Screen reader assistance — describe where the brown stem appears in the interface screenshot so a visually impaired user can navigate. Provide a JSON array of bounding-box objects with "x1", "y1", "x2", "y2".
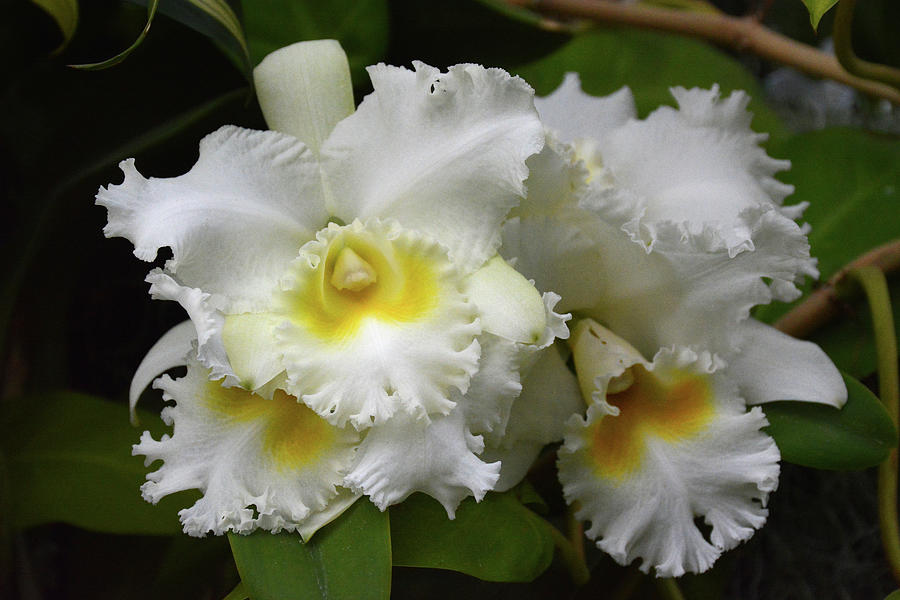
[
  {"x1": 774, "y1": 240, "x2": 900, "y2": 338},
  {"x1": 504, "y1": 0, "x2": 900, "y2": 105},
  {"x1": 833, "y1": 0, "x2": 900, "y2": 91}
]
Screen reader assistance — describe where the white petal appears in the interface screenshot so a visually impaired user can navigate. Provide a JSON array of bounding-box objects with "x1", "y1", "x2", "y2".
[
  {"x1": 463, "y1": 255, "x2": 547, "y2": 343},
  {"x1": 558, "y1": 346, "x2": 780, "y2": 577},
  {"x1": 146, "y1": 270, "x2": 234, "y2": 385},
  {"x1": 592, "y1": 85, "x2": 797, "y2": 256},
  {"x1": 321, "y1": 62, "x2": 544, "y2": 272},
  {"x1": 254, "y1": 40, "x2": 355, "y2": 153},
  {"x1": 496, "y1": 343, "x2": 583, "y2": 449},
  {"x1": 97, "y1": 126, "x2": 328, "y2": 311},
  {"x1": 344, "y1": 408, "x2": 500, "y2": 517},
  {"x1": 221, "y1": 312, "x2": 286, "y2": 394},
  {"x1": 275, "y1": 220, "x2": 481, "y2": 429},
  {"x1": 729, "y1": 319, "x2": 847, "y2": 408},
  {"x1": 481, "y1": 440, "x2": 544, "y2": 493},
  {"x1": 458, "y1": 334, "x2": 523, "y2": 441},
  {"x1": 130, "y1": 320, "x2": 194, "y2": 423},
  {"x1": 135, "y1": 361, "x2": 360, "y2": 537},
  {"x1": 534, "y1": 74, "x2": 636, "y2": 145},
  {"x1": 297, "y1": 488, "x2": 361, "y2": 542}
]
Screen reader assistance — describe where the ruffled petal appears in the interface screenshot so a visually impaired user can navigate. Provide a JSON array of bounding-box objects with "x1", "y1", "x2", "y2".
[
  {"x1": 275, "y1": 219, "x2": 481, "y2": 429},
  {"x1": 130, "y1": 320, "x2": 194, "y2": 423},
  {"x1": 145, "y1": 270, "x2": 234, "y2": 385},
  {"x1": 728, "y1": 319, "x2": 847, "y2": 408},
  {"x1": 253, "y1": 40, "x2": 355, "y2": 153},
  {"x1": 558, "y1": 344, "x2": 780, "y2": 577},
  {"x1": 134, "y1": 360, "x2": 360, "y2": 537},
  {"x1": 321, "y1": 62, "x2": 544, "y2": 272},
  {"x1": 97, "y1": 126, "x2": 328, "y2": 311},
  {"x1": 590, "y1": 85, "x2": 799, "y2": 257},
  {"x1": 534, "y1": 73, "x2": 636, "y2": 146},
  {"x1": 343, "y1": 407, "x2": 500, "y2": 517}
]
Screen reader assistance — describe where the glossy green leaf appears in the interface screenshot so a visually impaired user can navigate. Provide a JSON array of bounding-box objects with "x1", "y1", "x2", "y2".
[
  {"x1": 515, "y1": 29, "x2": 787, "y2": 144},
  {"x1": 240, "y1": 0, "x2": 389, "y2": 83},
  {"x1": 70, "y1": 0, "x2": 159, "y2": 70},
  {"x1": 884, "y1": 589, "x2": 900, "y2": 600},
  {"x1": 801, "y1": 0, "x2": 839, "y2": 30},
  {"x1": 228, "y1": 499, "x2": 391, "y2": 600},
  {"x1": 30, "y1": 0, "x2": 78, "y2": 50},
  {"x1": 390, "y1": 492, "x2": 554, "y2": 582},
  {"x1": 0, "y1": 391, "x2": 192, "y2": 534},
  {"x1": 763, "y1": 372, "x2": 897, "y2": 470},
  {"x1": 755, "y1": 128, "x2": 900, "y2": 377}
]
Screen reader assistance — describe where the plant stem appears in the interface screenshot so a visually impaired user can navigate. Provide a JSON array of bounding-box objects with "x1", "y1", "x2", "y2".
[
  {"x1": 833, "y1": 0, "x2": 900, "y2": 91},
  {"x1": 548, "y1": 520, "x2": 591, "y2": 585},
  {"x1": 843, "y1": 266, "x2": 900, "y2": 586},
  {"x1": 775, "y1": 240, "x2": 900, "y2": 339},
  {"x1": 503, "y1": 0, "x2": 900, "y2": 104}
]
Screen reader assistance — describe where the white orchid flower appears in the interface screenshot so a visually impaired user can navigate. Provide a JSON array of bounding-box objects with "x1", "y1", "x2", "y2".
[
  {"x1": 101, "y1": 40, "x2": 569, "y2": 535},
  {"x1": 499, "y1": 80, "x2": 847, "y2": 576}
]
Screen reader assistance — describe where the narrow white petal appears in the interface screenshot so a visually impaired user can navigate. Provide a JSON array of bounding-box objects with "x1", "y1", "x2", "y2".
[
  {"x1": 135, "y1": 361, "x2": 360, "y2": 537},
  {"x1": 97, "y1": 126, "x2": 327, "y2": 311},
  {"x1": 534, "y1": 73, "x2": 636, "y2": 145},
  {"x1": 559, "y1": 346, "x2": 780, "y2": 577},
  {"x1": 729, "y1": 319, "x2": 847, "y2": 408},
  {"x1": 344, "y1": 408, "x2": 500, "y2": 517},
  {"x1": 129, "y1": 320, "x2": 194, "y2": 423},
  {"x1": 297, "y1": 489, "x2": 361, "y2": 542},
  {"x1": 275, "y1": 220, "x2": 481, "y2": 429},
  {"x1": 322, "y1": 62, "x2": 544, "y2": 272},
  {"x1": 254, "y1": 40, "x2": 355, "y2": 153}
]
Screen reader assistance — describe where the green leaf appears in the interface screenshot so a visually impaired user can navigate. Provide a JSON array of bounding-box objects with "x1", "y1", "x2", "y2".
[
  {"x1": 755, "y1": 128, "x2": 900, "y2": 378},
  {"x1": 0, "y1": 391, "x2": 193, "y2": 534},
  {"x1": 515, "y1": 29, "x2": 787, "y2": 145},
  {"x1": 885, "y1": 589, "x2": 900, "y2": 600},
  {"x1": 763, "y1": 372, "x2": 897, "y2": 470},
  {"x1": 30, "y1": 0, "x2": 78, "y2": 51},
  {"x1": 801, "y1": 0, "x2": 839, "y2": 30},
  {"x1": 240, "y1": 0, "x2": 389, "y2": 83},
  {"x1": 70, "y1": 0, "x2": 159, "y2": 70},
  {"x1": 228, "y1": 499, "x2": 391, "y2": 600},
  {"x1": 222, "y1": 582, "x2": 249, "y2": 600},
  {"x1": 390, "y1": 492, "x2": 554, "y2": 582}
]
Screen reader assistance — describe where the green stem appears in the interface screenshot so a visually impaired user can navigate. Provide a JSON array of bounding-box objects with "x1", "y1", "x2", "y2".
[
  {"x1": 547, "y1": 521, "x2": 590, "y2": 586},
  {"x1": 833, "y1": 0, "x2": 900, "y2": 91},
  {"x1": 845, "y1": 266, "x2": 900, "y2": 585},
  {"x1": 655, "y1": 577, "x2": 687, "y2": 600}
]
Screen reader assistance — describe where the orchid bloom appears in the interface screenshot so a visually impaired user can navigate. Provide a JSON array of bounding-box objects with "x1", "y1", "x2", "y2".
[
  {"x1": 500, "y1": 76, "x2": 847, "y2": 576},
  {"x1": 98, "y1": 40, "x2": 569, "y2": 536}
]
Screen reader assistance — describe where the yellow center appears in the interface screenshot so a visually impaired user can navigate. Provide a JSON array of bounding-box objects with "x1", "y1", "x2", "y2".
[
  {"x1": 205, "y1": 380, "x2": 337, "y2": 471},
  {"x1": 284, "y1": 227, "x2": 441, "y2": 343},
  {"x1": 584, "y1": 366, "x2": 713, "y2": 480}
]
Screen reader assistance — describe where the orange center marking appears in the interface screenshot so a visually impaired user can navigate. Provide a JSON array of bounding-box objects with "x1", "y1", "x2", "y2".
[{"x1": 585, "y1": 366, "x2": 713, "y2": 480}]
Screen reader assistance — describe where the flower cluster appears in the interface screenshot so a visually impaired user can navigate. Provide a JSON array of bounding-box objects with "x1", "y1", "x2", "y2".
[{"x1": 99, "y1": 42, "x2": 845, "y2": 575}]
